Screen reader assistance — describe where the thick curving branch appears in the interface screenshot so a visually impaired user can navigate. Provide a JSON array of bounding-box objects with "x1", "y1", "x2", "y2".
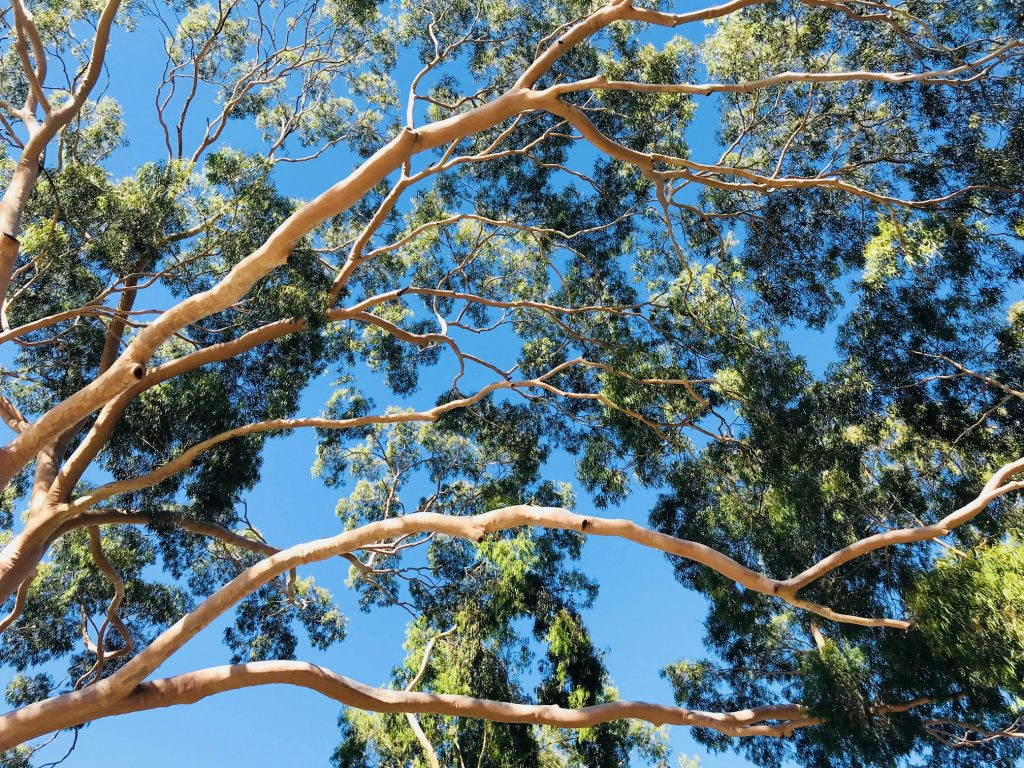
[
  {"x1": 2, "y1": 660, "x2": 821, "y2": 751},
  {"x1": 0, "y1": 0, "x2": 124, "y2": 324},
  {"x1": 784, "y1": 456, "x2": 1024, "y2": 591},
  {"x1": 0, "y1": 0, "x2": 644, "y2": 488},
  {"x1": 543, "y1": 95, "x2": 1013, "y2": 211},
  {"x1": 6, "y1": 0, "x2": 1013, "y2": 609},
  {"x1": 9, "y1": 0, "x2": 49, "y2": 115},
  {"x1": 0, "y1": 503, "x2": 907, "y2": 746},
  {"x1": 0, "y1": 0, "x2": 798, "y2": 490},
  {"x1": 4, "y1": 461, "x2": 1011, "y2": 751},
  {"x1": 2, "y1": 659, "x2": 959, "y2": 749},
  {"x1": 1, "y1": 0, "x2": 1021, "y2": 755},
  {"x1": 0, "y1": 564, "x2": 35, "y2": 632}
]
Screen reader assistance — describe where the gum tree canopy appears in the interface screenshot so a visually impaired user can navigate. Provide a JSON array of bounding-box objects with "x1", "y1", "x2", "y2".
[{"x1": 0, "y1": 0, "x2": 1023, "y2": 765}]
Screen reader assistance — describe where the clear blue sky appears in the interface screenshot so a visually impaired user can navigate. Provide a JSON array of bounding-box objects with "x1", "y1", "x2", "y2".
[{"x1": 0, "y1": 10, "x2": 833, "y2": 767}]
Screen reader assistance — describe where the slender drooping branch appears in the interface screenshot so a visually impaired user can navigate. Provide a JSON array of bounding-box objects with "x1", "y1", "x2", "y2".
[
  {"x1": 543, "y1": 43, "x2": 1024, "y2": 98},
  {"x1": 403, "y1": 625, "x2": 457, "y2": 768}
]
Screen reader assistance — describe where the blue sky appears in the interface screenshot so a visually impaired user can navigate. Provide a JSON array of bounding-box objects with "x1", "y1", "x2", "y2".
[
  {"x1": 0, "y1": 7, "x2": 843, "y2": 767},
  {"x1": 59, "y1": 414, "x2": 747, "y2": 767}
]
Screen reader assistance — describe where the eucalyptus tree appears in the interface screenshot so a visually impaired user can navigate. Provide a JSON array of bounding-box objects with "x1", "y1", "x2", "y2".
[{"x1": 0, "y1": 0, "x2": 1023, "y2": 766}]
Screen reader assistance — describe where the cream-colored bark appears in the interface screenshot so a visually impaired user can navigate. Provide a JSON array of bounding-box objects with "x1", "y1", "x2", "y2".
[{"x1": 0, "y1": 0, "x2": 1021, "y2": 754}]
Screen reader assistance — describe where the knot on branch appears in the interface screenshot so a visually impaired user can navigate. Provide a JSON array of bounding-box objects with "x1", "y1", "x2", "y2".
[{"x1": 773, "y1": 583, "x2": 797, "y2": 600}]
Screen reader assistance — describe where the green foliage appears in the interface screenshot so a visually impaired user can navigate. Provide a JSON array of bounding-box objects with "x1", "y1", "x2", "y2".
[
  {"x1": 2, "y1": 0, "x2": 1024, "y2": 766},
  {"x1": 911, "y1": 542, "x2": 1024, "y2": 696},
  {"x1": 799, "y1": 641, "x2": 878, "y2": 750}
]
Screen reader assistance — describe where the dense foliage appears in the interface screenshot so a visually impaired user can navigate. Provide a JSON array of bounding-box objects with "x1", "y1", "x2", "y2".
[{"x1": 0, "y1": 0, "x2": 1023, "y2": 766}]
